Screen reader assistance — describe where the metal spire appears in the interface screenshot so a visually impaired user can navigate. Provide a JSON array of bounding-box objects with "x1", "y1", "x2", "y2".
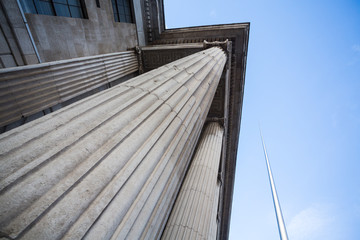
[{"x1": 260, "y1": 128, "x2": 289, "y2": 240}]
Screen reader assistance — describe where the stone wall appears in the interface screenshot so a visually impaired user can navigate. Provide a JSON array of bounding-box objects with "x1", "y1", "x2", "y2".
[
  {"x1": 0, "y1": 0, "x2": 39, "y2": 68},
  {"x1": 25, "y1": 0, "x2": 138, "y2": 62}
]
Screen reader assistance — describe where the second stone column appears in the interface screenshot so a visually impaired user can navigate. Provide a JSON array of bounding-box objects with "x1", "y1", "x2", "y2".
[{"x1": 162, "y1": 122, "x2": 224, "y2": 239}]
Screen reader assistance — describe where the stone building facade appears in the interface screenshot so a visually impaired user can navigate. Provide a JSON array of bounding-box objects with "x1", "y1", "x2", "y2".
[{"x1": 0, "y1": 0, "x2": 249, "y2": 239}]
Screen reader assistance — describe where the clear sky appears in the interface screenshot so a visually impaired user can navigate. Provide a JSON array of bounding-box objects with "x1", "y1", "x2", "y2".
[{"x1": 164, "y1": 0, "x2": 360, "y2": 239}]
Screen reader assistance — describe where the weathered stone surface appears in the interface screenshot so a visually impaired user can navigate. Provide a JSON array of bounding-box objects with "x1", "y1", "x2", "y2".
[
  {"x1": 153, "y1": 24, "x2": 250, "y2": 239},
  {"x1": 0, "y1": 30, "x2": 10, "y2": 54},
  {"x1": 12, "y1": 27, "x2": 34, "y2": 55},
  {"x1": 0, "y1": 47, "x2": 226, "y2": 239},
  {"x1": 132, "y1": 0, "x2": 146, "y2": 46},
  {"x1": 162, "y1": 122, "x2": 224, "y2": 240},
  {"x1": 22, "y1": 54, "x2": 38, "y2": 65},
  {"x1": 0, "y1": 50, "x2": 138, "y2": 127},
  {"x1": 0, "y1": 55, "x2": 16, "y2": 68},
  {"x1": 0, "y1": 0, "x2": 32, "y2": 67},
  {"x1": 25, "y1": 0, "x2": 137, "y2": 62}
]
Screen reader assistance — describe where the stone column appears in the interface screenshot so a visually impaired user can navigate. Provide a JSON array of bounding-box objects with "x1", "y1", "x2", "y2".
[
  {"x1": 0, "y1": 47, "x2": 226, "y2": 240},
  {"x1": 162, "y1": 122, "x2": 224, "y2": 240}
]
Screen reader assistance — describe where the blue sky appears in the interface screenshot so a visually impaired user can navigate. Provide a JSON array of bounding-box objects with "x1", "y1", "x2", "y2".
[{"x1": 164, "y1": 0, "x2": 360, "y2": 239}]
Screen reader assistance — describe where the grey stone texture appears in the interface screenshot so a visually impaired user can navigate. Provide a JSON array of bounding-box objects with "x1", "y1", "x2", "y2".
[
  {"x1": 22, "y1": 53, "x2": 38, "y2": 65},
  {"x1": 133, "y1": 0, "x2": 146, "y2": 46},
  {"x1": 12, "y1": 27, "x2": 33, "y2": 55},
  {"x1": 0, "y1": 28, "x2": 10, "y2": 54},
  {"x1": 162, "y1": 122, "x2": 224, "y2": 239},
  {"x1": 142, "y1": 0, "x2": 165, "y2": 44},
  {"x1": 0, "y1": 50, "x2": 138, "y2": 127},
  {"x1": 0, "y1": 54, "x2": 16, "y2": 68},
  {"x1": 25, "y1": 0, "x2": 138, "y2": 62},
  {"x1": 0, "y1": 0, "x2": 250, "y2": 238},
  {"x1": 0, "y1": 47, "x2": 226, "y2": 239},
  {"x1": 0, "y1": 0, "x2": 40, "y2": 66},
  {"x1": 0, "y1": 1, "x2": 25, "y2": 67},
  {"x1": 0, "y1": 23, "x2": 14, "y2": 68},
  {"x1": 151, "y1": 24, "x2": 250, "y2": 239}
]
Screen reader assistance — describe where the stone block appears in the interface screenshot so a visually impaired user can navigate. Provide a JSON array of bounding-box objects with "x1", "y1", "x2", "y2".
[
  {"x1": 6, "y1": 40, "x2": 24, "y2": 66},
  {"x1": 0, "y1": 54, "x2": 16, "y2": 68},
  {"x1": 0, "y1": 31, "x2": 10, "y2": 54},
  {"x1": 13, "y1": 27, "x2": 34, "y2": 55},
  {"x1": 23, "y1": 54, "x2": 39, "y2": 65},
  {"x1": 1, "y1": 0, "x2": 24, "y2": 28},
  {"x1": 27, "y1": 19, "x2": 49, "y2": 50},
  {"x1": 0, "y1": 8, "x2": 12, "y2": 38},
  {"x1": 0, "y1": 5, "x2": 24, "y2": 66}
]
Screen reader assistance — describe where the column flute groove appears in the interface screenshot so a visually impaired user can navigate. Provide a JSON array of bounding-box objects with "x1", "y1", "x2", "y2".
[{"x1": 162, "y1": 122, "x2": 224, "y2": 240}]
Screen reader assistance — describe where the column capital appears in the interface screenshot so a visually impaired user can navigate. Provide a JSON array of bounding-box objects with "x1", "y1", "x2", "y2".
[
  {"x1": 206, "y1": 117, "x2": 224, "y2": 126},
  {"x1": 203, "y1": 39, "x2": 231, "y2": 53},
  {"x1": 203, "y1": 40, "x2": 232, "y2": 70}
]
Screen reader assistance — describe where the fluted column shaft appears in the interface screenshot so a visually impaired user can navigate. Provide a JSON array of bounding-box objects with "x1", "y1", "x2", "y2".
[
  {"x1": 162, "y1": 122, "x2": 224, "y2": 240},
  {"x1": 0, "y1": 51, "x2": 138, "y2": 127},
  {"x1": 0, "y1": 47, "x2": 226, "y2": 239}
]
